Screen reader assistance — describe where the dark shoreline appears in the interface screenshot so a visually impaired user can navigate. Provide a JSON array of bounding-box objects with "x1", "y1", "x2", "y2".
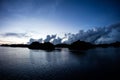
[{"x1": 0, "y1": 40, "x2": 120, "y2": 51}]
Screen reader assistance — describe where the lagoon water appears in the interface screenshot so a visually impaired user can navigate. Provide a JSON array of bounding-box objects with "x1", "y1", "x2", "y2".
[{"x1": 0, "y1": 47, "x2": 120, "y2": 80}]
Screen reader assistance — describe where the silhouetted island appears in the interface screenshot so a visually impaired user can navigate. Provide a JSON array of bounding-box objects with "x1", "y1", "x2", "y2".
[
  {"x1": 69, "y1": 40, "x2": 120, "y2": 50},
  {"x1": 69, "y1": 40, "x2": 95, "y2": 50},
  {"x1": 0, "y1": 41, "x2": 120, "y2": 51},
  {"x1": 28, "y1": 42, "x2": 55, "y2": 50}
]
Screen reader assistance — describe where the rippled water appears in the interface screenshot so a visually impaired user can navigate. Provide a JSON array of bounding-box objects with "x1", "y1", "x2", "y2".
[{"x1": 0, "y1": 47, "x2": 120, "y2": 80}]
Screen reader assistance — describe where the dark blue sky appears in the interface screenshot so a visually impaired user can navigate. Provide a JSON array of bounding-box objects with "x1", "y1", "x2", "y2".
[
  {"x1": 0, "y1": 0, "x2": 120, "y2": 43},
  {"x1": 56, "y1": 0, "x2": 120, "y2": 27}
]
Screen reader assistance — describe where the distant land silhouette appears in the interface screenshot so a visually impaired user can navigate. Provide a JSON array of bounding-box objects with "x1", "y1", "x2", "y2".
[
  {"x1": 69, "y1": 40, "x2": 95, "y2": 50},
  {"x1": 0, "y1": 44, "x2": 28, "y2": 47},
  {"x1": 0, "y1": 40, "x2": 120, "y2": 51},
  {"x1": 28, "y1": 42, "x2": 55, "y2": 50},
  {"x1": 55, "y1": 44, "x2": 70, "y2": 48}
]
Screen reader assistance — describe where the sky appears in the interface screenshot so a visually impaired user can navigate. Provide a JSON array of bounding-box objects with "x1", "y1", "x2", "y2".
[{"x1": 0, "y1": 0, "x2": 120, "y2": 44}]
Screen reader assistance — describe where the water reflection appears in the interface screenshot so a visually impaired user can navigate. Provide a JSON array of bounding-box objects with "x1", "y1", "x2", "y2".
[
  {"x1": 28, "y1": 47, "x2": 120, "y2": 69},
  {"x1": 0, "y1": 47, "x2": 120, "y2": 80},
  {"x1": 29, "y1": 48, "x2": 76, "y2": 66}
]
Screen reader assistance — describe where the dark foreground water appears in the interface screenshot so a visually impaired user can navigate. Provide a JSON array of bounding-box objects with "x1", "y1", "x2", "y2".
[{"x1": 0, "y1": 47, "x2": 120, "y2": 80}]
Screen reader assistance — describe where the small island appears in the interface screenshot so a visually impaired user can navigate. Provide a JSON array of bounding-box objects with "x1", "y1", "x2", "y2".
[{"x1": 28, "y1": 42, "x2": 55, "y2": 50}]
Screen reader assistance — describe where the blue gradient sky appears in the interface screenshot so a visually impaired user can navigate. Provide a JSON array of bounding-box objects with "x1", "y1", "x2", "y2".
[{"x1": 0, "y1": 0, "x2": 120, "y2": 43}]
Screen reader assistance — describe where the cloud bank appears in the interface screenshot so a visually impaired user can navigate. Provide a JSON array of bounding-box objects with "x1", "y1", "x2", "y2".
[{"x1": 28, "y1": 22, "x2": 120, "y2": 45}]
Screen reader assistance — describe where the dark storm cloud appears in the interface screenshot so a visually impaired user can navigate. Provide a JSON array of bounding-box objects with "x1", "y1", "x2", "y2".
[{"x1": 0, "y1": 32, "x2": 30, "y2": 38}]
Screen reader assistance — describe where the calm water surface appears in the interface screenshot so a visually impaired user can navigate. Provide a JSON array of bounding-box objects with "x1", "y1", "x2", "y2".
[{"x1": 0, "y1": 47, "x2": 120, "y2": 80}]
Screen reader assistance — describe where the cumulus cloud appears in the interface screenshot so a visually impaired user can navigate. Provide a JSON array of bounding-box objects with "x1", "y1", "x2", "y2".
[
  {"x1": 51, "y1": 37, "x2": 62, "y2": 45},
  {"x1": 38, "y1": 38, "x2": 43, "y2": 43},
  {"x1": 64, "y1": 22, "x2": 120, "y2": 44},
  {"x1": 95, "y1": 23, "x2": 120, "y2": 44},
  {"x1": 27, "y1": 38, "x2": 37, "y2": 44},
  {"x1": 28, "y1": 35, "x2": 56, "y2": 44},
  {"x1": 44, "y1": 35, "x2": 56, "y2": 42},
  {"x1": 28, "y1": 22, "x2": 120, "y2": 45}
]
